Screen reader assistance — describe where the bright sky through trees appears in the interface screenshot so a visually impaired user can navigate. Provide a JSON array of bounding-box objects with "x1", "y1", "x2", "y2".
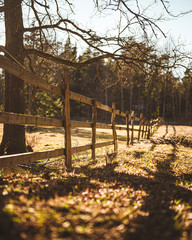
[
  {"x1": 72, "y1": 0, "x2": 192, "y2": 52},
  {"x1": 0, "y1": 0, "x2": 192, "y2": 52}
]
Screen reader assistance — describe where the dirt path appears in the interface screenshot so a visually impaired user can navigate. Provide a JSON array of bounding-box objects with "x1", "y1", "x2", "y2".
[{"x1": 0, "y1": 125, "x2": 192, "y2": 240}]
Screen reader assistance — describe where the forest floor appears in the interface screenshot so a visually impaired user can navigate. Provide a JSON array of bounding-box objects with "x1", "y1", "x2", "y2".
[{"x1": 0, "y1": 124, "x2": 192, "y2": 240}]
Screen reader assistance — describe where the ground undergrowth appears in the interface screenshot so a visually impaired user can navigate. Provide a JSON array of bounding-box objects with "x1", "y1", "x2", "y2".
[{"x1": 0, "y1": 125, "x2": 192, "y2": 240}]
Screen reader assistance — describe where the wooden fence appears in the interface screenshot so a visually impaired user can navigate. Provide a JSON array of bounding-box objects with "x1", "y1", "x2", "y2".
[{"x1": 0, "y1": 55, "x2": 161, "y2": 169}]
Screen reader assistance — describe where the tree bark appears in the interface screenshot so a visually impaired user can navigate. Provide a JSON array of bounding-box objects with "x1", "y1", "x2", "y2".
[{"x1": 0, "y1": 0, "x2": 26, "y2": 155}]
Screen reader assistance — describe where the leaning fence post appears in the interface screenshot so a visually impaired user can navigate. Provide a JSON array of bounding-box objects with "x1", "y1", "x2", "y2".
[
  {"x1": 63, "y1": 70, "x2": 72, "y2": 170},
  {"x1": 131, "y1": 111, "x2": 135, "y2": 145},
  {"x1": 111, "y1": 102, "x2": 118, "y2": 152},
  {"x1": 126, "y1": 111, "x2": 130, "y2": 146},
  {"x1": 138, "y1": 113, "x2": 143, "y2": 141},
  {"x1": 92, "y1": 99, "x2": 97, "y2": 160}
]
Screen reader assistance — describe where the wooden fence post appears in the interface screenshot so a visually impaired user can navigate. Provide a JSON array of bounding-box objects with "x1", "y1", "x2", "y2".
[
  {"x1": 138, "y1": 113, "x2": 143, "y2": 141},
  {"x1": 152, "y1": 120, "x2": 154, "y2": 133},
  {"x1": 144, "y1": 120, "x2": 148, "y2": 138},
  {"x1": 147, "y1": 121, "x2": 151, "y2": 139},
  {"x1": 152, "y1": 120, "x2": 154, "y2": 134},
  {"x1": 111, "y1": 102, "x2": 118, "y2": 152},
  {"x1": 92, "y1": 99, "x2": 97, "y2": 160},
  {"x1": 131, "y1": 111, "x2": 135, "y2": 145},
  {"x1": 142, "y1": 118, "x2": 145, "y2": 138},
  {"x1": 63, "y1": 70, "x2": 72, "y2": 170},
  {"x1": 150, "y1": 120, "x2": 152, "y2": 135},
  {"x1": 147, "y1": 121, "x2": 152, "y2": 139},
  {"x1": 126, "y1": 111, "x2": 130, "y2": 146}
]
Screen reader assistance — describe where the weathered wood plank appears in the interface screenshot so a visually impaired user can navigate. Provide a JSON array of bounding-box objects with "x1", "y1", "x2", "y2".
[
  {"x1": 0, "y1": 56, "x2": 128, "y2": 119},
  {"x1": 0, "y1": 140, "x2": 116, "y2": 168},
  {"x1": 97, "y1": 102, "x2": 112, "y2": 113},
  {"x1": 95, "y1": 141, "x2": 114, "y2": 148},
  {"x1": 0, "y1": 113, "x2": 134, "y2": 132},
  {"x1": 70, "y1": 91, "x2": 92, "y2": 105},
  {"x1": 70, "y1": 91, "x2": 113, "y2": 113},
  {"x1": 96, "y1": 123, "x2": 112, "y2": 129},
  {"x1": 72, "y1": 122, "x2": 127, "y2": 131},
  {"x1": 116, "y1": 110, "x2": 126, "y2": 117},
  {"x1": 0, "y1": 55, "x2": 63, "y2": 96},
  {"x1": 0, "y1": 111, "x2": 63, "y2": 127},
  {"x1": 71, "y1": 121, "x2": 92, "y2": 128},
  {"x1": 71, "y1": 141, "x2": 114, "y2": 155},
  {"x1": 0, "y1": 148, "x2": 65, "y2": 168},
  {"x1": 72, "y1": 144, "x2": 92, "y2": 154}
]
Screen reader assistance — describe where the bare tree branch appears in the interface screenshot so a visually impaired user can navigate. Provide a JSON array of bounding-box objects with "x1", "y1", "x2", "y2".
[
  {"x1": 119, "y1": 0, "x2": 166, "y2": 38},
  {"x1": 21, "y1": 0, "x2": 192, "y2": 74},
  {"x1": 24, "y1": 19, "x2": 110, "y2": 54},
  {"x1": 34, "y1": 0, "x2": 49, "y2": 9},
  {"x1": 159, "y1": 0, "x2": 192, "y2": 17},
  {"x1": 24, "y1": 48, "x2": 111, "y2": 67}
]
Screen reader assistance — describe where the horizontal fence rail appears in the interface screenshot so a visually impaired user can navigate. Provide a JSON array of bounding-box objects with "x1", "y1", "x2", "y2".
[{"x1": 0, "y1": 55, "x2": 161, "y2": 169}]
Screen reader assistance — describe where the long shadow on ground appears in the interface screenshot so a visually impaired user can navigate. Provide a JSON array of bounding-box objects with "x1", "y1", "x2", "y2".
[
  {"x1": 74, "y1": 125, "x2": 192, "y2": 240},
  {"x1": 0, "y1": 125, "x2": 191, "y2": 239}
]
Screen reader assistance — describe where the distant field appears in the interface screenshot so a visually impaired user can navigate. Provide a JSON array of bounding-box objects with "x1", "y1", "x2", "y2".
[
  {"x1": 1, "y1": 124, "x2": 191, "y2": 153},
  {"x1": 0, "y1": 123, "x2": 139, "y2": 152}
]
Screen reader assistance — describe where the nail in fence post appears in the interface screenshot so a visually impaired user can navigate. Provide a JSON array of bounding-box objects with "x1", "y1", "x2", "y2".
[
  {"x1": 111, "y1": 102, "x2": 118, "y2": 153},
  {"x1": 126, "y1": 111, "x2": 129, "y2": 146},
  {"x1": 63, "y1": 70, "x2": 72, "y2": 170},
  {"x1": 138, "y1": 113, "x2": 143, "y2": 141},
  {"x1": 92, "y1": 99, "x2": 97, "y2": 160},
  {"x1": 131, "y1": 111, "x2": 135, "y2": 145}
]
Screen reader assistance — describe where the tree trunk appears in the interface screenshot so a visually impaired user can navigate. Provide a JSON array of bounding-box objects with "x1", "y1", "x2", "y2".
[{"x1": 0, "y1": 0, "x2": 26, "y2": 155}]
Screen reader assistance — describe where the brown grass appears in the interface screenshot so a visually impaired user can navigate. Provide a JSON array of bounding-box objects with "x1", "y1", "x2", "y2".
[{"x1": 0, "y1": 124, "x2": 192, "y2": 240}]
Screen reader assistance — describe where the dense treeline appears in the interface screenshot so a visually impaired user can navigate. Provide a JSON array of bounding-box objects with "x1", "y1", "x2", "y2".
[{"x1": 0, "y1": 38, "x2": 191, "y2": 123}]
